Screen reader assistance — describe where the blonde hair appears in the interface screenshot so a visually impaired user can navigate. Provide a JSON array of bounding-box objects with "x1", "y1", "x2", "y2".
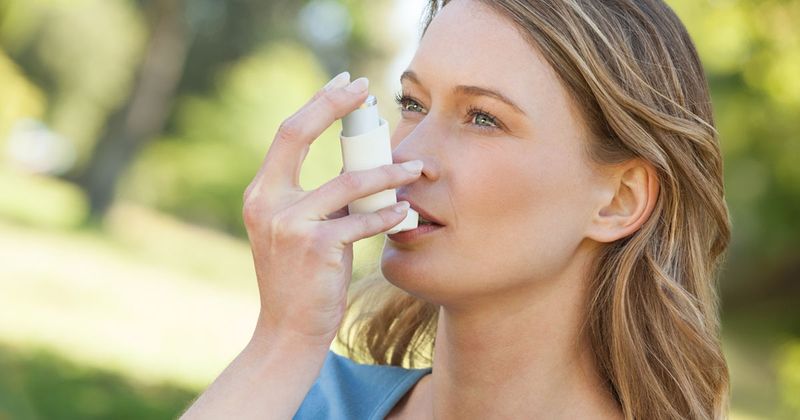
[{"x1": 337, "y1": 0, "x2": 732, "y2": 418}]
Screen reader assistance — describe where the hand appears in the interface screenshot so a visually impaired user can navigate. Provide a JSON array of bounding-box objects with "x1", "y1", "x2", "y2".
[{"x1": 242, "y1": 73, "x2": 423, "y2": 348}]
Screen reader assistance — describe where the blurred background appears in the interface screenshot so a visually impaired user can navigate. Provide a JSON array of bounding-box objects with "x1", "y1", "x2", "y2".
[{"x1": 0, "y1": 0, "x2": 797, "y2": 418}]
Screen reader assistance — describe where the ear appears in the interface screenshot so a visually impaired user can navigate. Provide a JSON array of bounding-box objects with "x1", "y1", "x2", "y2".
[{"x1": 585, "y1": 159, "x2": 660, "y2": 243}]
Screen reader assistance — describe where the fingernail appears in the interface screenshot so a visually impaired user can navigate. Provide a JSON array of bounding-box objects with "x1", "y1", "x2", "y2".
[
  {"x1": 324, "y1": 71, "x2": 350, "y2": 91},
  {"x1": 400, "y1": 160, "x2": 423, "y2": 173},
  {"x1": 346, "y1": 77, "x2": 369, "y2": 93},
  {"x1": 392, "y1": 201, "x2": 410, "y2": 214}
]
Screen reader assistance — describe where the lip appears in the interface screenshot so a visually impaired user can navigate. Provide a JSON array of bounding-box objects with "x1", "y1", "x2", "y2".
[
  {"x1": 395, "y1": 194, "x2": 445, "y2": 226},
  {"x1": 387, "y1": 223, "x2": 444, "y2": 243}
]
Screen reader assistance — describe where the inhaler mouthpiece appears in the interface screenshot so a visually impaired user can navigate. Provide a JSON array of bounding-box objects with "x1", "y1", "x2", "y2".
[
  {"x1": 340, "y1": 95, "x2": 418, "y2": 234},
  {"x1": 342, "y1": 95, "x2": 379, "y2": 136}
]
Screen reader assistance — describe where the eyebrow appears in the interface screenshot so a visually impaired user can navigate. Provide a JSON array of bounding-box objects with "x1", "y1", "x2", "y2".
[{"x1": 400, "y1": 70, "x2": 527, "y2": 117}]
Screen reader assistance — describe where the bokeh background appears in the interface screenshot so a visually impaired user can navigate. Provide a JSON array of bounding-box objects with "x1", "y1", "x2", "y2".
[{"x1": 0, "y1": 0, "x2": 797, "y2": 418}]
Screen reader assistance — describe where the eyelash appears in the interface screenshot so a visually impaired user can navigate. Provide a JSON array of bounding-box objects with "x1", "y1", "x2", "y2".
[{"x1": 393, "y1": 91, "x2": 503, "y2": 133}]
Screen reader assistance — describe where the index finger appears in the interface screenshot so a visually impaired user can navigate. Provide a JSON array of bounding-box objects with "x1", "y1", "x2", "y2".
[{"x1": 259, "y1": 75, "x2": 371, "y2": 191}]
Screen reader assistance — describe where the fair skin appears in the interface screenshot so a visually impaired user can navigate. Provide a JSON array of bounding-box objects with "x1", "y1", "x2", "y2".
[
  {"x1": 382, "y1": 0, "x2": 658, "y2": 418},
  {"x1": 181, "y1": 0, "x2": 657, "y2": 418}
]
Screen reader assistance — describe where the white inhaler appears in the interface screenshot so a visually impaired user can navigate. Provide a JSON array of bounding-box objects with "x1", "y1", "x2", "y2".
[{"x1": 340, "y1": 94, "x2": 418, "y2": 234}]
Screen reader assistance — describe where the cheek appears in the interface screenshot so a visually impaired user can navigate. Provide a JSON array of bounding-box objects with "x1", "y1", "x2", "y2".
[
  {"x1": 454, "y1": 144, "x2": 572, "y2": 230},
  {"x1": 452, "y1": 144, "x2": 593, "y2": 276}
]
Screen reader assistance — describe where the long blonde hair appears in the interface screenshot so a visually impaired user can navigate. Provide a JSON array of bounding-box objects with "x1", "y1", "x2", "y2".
[{"x1": 338, "y1": 1, "x2": 732, "y2": 418}]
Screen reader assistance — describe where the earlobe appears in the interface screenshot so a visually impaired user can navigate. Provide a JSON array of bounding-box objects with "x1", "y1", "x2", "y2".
[{"x1": 587, "y1": 160, "x2": 660, "y2": 243}]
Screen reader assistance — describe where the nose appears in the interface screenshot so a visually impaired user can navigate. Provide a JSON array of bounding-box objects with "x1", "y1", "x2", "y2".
[{"x1": 391, "y1": 119, "x2": 441, "y2": 182}]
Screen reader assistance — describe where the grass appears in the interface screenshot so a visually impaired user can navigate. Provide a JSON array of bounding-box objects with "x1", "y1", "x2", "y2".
[
  {"x1": 0, "y1": 209, "x2": 258, "y2": 390},
  {"x1": 0, "y1": 344, "x2": 195, "y2": 420}
]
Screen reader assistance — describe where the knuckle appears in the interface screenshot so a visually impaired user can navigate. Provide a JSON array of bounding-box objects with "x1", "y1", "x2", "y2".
[
  {"x1": 269, "y1": 209, "x2": 299, "y2": 240},
  {"x1": 306, "y1": 230, "x2": 342, "y2": 269},
  {"x1": 377, "y1": 208, "x2": 396, "y2": 226},
  {"x1": 317, "y1": 249, "x2": 343, "y2": 271},
  {"x1": 307, "y1": 227, "x2": 330, "y2": 246},
  {"x1": 242, "y1": 200, "x2": 258, "y2": 227},
  {"x1": 243, "y1": 180, "x2": 259, "y2": 204},
  {"x1": 242, "y1": 186, "x2": 253, "y2": 209},
  {"x1": 275, "y1": 117, "x2": 304, "y2": 143},
  {"x1": 382, "y1": 164, "x2": 402, "y2": 182},
  {"x1": 358, "y1": 212, "x2": 383, "y2": 233},
  {"x1": 319, "y1": 90, "x2": 342, "y2": 110},
  {"x1": 321, "y1": 254, "x2": 344, "y2": 271},
  {"x1": 242, "y1": 195, "x2": 267, "y2": 228},
  {"x1": 242, "y1": 183, "x2": 281, "y2": 230},
  {"x1": 309, "y1": 90, "x2": 325, "y2": 103},
  {"x1": 337, "y1": 171, "x2": 362, "y2": 191}
]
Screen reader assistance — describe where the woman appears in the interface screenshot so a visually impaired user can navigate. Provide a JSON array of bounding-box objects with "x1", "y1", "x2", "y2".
[{"x1": 182, "y1": 0, "x2": 731, "y2": 418}]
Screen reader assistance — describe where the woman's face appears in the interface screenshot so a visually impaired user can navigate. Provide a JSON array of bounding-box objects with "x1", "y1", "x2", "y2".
[{"x1": 381, "y1": 0, "x2": 607, "y2": 307}]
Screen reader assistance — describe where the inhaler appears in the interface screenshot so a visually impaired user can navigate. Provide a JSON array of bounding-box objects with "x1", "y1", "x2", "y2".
[{"x1": 339, "y1": 94, "x2": 419, "y2": 234}]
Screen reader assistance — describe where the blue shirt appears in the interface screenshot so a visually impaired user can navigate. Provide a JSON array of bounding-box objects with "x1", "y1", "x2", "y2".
[{"x1": 293, "y1": 350, "x2": 432, "y2": 419}]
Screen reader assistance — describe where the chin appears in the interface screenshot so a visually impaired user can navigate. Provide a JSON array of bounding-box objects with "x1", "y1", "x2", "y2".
[
  {"x1": 381, "y1": 246, "x2": 423, "y2": 281},
  {"x1": 381, "y1": 247, "x2": 437, "y2": 295},
  {"x1": 380, "y1": 246, "x2": 469, "y2": 306}
]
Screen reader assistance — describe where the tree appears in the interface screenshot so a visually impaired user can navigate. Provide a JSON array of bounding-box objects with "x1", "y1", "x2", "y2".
[{"x1": 77, "y1": 0, "x2": 190, "y2": 218}]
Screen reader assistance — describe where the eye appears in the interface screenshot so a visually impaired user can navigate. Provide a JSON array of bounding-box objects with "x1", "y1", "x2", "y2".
[
  {"x1": 393, "y1": 91, "x2": 505, "y2": 133},
  {"x1": 475, "y1": 115, "x2": 493, "y2": 126},
  {"x1": 394, "y1": 92, "x2": 427, "y2": 114},
  {"x1": 466, "y1": 105, "x2": 501, "y2": 132}
]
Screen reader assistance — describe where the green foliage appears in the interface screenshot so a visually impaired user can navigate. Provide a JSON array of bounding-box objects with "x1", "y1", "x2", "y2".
[
  {"x1": 778, "y1": 341, "x2": 800, "y2": 418},
  {"x1": 0, "y1": 344, "x2": 195, "y2": 420},
  {"x1": 121, "y1": 42, "x2": 344, "y2": 236},
  {"x1": 0, "y1": 0, "x2": 146, "y2": 165},
  {"x1": 0, "y1": 167, "x2": 87, "y2": 229},
  {"x1": 669, "y1": 0, "x2": 800, "y2": 293},
  {"x1": 0, "y1": 49, "x2": 45, "y2": 142}
]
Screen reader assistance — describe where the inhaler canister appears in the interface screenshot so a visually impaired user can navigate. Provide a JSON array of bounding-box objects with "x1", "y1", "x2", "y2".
[{"x1": 340, "y1": 94, "x2": 418, "y2": 234}]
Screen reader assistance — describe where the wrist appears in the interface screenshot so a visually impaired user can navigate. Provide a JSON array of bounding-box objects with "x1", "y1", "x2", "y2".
[
  {"x1": 249, "y1": 316, "x2": 336, "y2": 356},
  {"x1": 235, "y1": 323, "x2": 333, "y2": 387}
]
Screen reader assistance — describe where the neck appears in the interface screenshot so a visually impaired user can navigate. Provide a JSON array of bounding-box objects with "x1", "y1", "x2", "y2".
[{"x1": 425, "y1": 249, "x2": 622, "y2": 419}]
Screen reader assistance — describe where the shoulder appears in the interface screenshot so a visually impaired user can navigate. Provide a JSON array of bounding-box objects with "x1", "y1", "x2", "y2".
[{"x1": 293, "y1": 350, "x2": 432, "y2": 420}]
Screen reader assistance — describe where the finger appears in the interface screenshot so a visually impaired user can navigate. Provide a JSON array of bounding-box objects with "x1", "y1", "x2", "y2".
[
  {"x1": 324, "y1": 201, "x2": 411, "y2": 244},
  {"x1": 290, "y1": 71, "x2": 351, "y2": 119},
  {"x1": 261, "y1": 75, "x2": 371, "y2": 190},
  {"x1": 250, "y1": 72, "x2": 351, "y2": 191},
  {"x1": 299, "y1": 160, "x2": 424, "y2": 220},
  {"x1": 312, "y1": 71, "x2": 351, "y2": 102},
  {"x1": 321, "y1": 166, "x2": 349, "y2": 220}
]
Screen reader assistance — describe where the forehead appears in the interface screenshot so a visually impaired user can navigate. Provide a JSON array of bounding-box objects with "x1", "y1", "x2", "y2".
[{"x1": 408, "y1": 0, "x2": 554, "y2": 98}]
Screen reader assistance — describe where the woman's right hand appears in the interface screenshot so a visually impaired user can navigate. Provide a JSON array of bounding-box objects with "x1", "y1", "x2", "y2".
[{"x1": 242, "y1": 73, "x2": 423, "y2": 350}]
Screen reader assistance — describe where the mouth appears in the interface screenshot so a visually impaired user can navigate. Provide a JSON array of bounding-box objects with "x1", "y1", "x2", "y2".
[
  {"x1": 387, "y1": 220, "x2": 443, "y2": 242},
  {"x1": 417, "y1": 213, "x2": 444, "y2": 227},
  {"x1": 396, "y1": 194, "x2": 445, "y2": 227},
  {"x1": 388, "y1": 196, "x2": 445, "y2": 243}
]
